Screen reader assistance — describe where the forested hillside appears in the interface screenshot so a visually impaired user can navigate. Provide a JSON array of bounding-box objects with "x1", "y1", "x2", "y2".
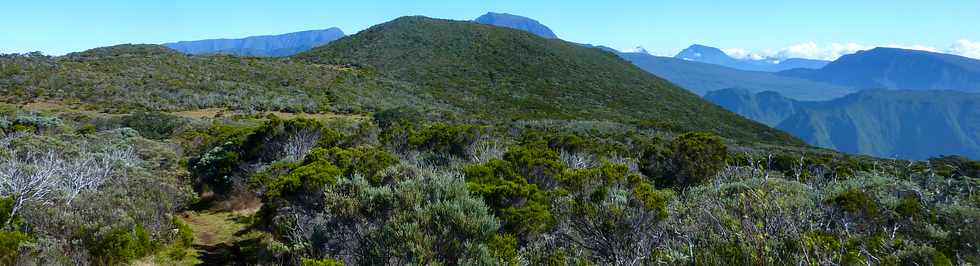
[
  {"x1": 295, "y1": 16, "x2": 797, "y2": 144},
  {"x1": 707, "y1": 88, "x2": 980, "y2": 160}
]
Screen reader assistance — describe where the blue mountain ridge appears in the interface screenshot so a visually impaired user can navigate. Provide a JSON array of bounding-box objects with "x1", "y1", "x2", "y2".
[
  {"x1": 163, "y1": 27, "x2": 345, "y2": 57},
  {"x1": 474, "y1": 12, "x2": 558, "y2": 39}
]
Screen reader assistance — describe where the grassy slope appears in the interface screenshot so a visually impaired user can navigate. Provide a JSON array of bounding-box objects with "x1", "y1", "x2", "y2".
[
  {"x1": 0, "y1": 44, "x2": 437, "y2": 114},
  {"x1": 296, "y1": 16, "x2": 801, "y2": 145}
]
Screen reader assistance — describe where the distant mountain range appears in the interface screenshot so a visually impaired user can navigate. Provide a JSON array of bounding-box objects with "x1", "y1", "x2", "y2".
[
  {"x1": 707, "y1": 88, "x2": 980, "y2": 159},
  {"x1": 614, "y1": 50, "x2": 853, "y2": 100},
  {"x1": 778, "y1": 47, "x2": 980, "y2": 92},
  {"x1": 162, "y1": 28, "x2": 345, "y2": 57},
  {"x1": 675, "y1": 44, "x2": 830, "y2": 72},
  {"x1": 474, "y1": 12, "x2": 558, "y2": 39},
  {"x1": 469, "y1": 14, "x2": 852, "y2": 100}
]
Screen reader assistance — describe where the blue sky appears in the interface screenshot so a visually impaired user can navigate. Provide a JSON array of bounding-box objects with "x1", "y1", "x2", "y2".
[{"x1": 2, "y1": 0, "x2": 979, "y2": 59}]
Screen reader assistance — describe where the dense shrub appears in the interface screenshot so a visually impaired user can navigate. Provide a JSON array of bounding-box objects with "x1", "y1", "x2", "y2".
[
  {"x1": 265, "y1": 172, "x2": 500, "y2": 265},
  {"x1": 929, "y1": 155, "x2": 980, "y2": 178},
  {"x1": 464, "y1": 159, "x2": 552, "y2": 237},
  {"x1": 12, "y1": 113, "x2": 62, "y2": 133},
  {"x1": 191, "y1": 145, "x2": 242, "y2": 194},
  {"x1": 0, "y1": 230, "x2": 30, "y2": 265},
  {"x1": 642, "y1": 132, "x2": 728, "y2": 188},
  {"x1": 828, "y1": 189, "x2": 879, "y2": 218},
  {"x1": 190, "y1": 117, "x2": 344, "y2": 196},
  {"x1": 87, "y1": 225, "x2": 157, "y2": 265},
  {"x1": 502, "y1": 143, "x2": 565, "y2": 189},
  {"x1": 262, "y1": 146, "x2": 398, "y2": 199},
  {"x1": 240, "y1": 117, "x2": 329, "y2": 162},
  {"x1": 313, "y1": 146, "x2": 398, "y2": 185},
  {"x1": 172, "y1": 217, "x2": 195, "y2": 248},
  {"x1": 666, "y1": 132, "x2": 727, "y2": 188},
  {"x1": 264, "y1": 151, "x2": 341, "y2": 199},
  {"x1": 408, "y1": 123, "x2": 487, "y2": 157},
  {"x1": 121, "y1": 111, "x2": 187, "y2": 139},
  {"x1": 0, "y1": 197, "x2": 23, "y2": 231},
  {"x1": 532, "y1": 162, "x2": 675, "y2": 263},
  {"x1": 373, "y1": 106, "x2": 425, "y2": 128}
]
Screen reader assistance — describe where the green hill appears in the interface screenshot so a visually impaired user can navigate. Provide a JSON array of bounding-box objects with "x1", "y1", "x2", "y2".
[{"x1": 296, "y1": 16, "x2": 799, "y2": 144}]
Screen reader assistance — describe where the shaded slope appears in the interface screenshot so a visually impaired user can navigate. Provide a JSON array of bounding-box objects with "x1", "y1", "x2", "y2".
[
  {"x1": 704, "y1": 88, "x2": 811, "y2": 126},
  {"x1": 297, "y1": 16, "x2": 800, "y2": 144},
  {"x1": 780, "y1": 47, "x2": 980, "y2": 92},
  {"x1": 705, "y1": 87, "x2": 980, "y2": 159},
  {"x1": 777, "y1": 90, "x2": 980, "y2": 159}
]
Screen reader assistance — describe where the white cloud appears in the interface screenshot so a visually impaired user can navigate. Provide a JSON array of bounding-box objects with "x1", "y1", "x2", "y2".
[
  {"x1": 880, "y1": 44, "x2": 939, "y2": 52},
  {"x1": 949, "y1": 39, "x2": 980, "y2": 59},
  {"x1": 721, "y1": 48, "x2": 768, "y2": 60},
  {"x1": 720, "y1": 40, "x2": 980, "y2": 61},
  {"x1": 623, "y1": 46, "x2": 650, "y2": 54},
  {"x1": 776, "y1": 42, "x2": 869, "y2": 60}
]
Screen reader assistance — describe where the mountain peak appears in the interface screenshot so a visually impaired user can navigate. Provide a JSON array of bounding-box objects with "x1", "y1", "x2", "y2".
[
  {"x1": 674, "y1": 44, "x2": 829, "y2": 72},
  {"x1": 675, "y1": 44, "x2": 733, "y2": 61},
  {"x1": 474, "y1": 12, "x2": 558, "y2": 39}
]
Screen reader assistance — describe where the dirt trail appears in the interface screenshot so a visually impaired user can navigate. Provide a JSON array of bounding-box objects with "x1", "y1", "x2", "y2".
[{"x1": 180, "y1": 207, "x2": 262, "y2": 266}]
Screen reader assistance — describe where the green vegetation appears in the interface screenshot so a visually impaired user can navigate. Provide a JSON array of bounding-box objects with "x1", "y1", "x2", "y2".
[
  {"x1": 1, "y1": 100, "x2": 978, "y2": 265},
  {"x1": 0, "y1": 107, "x2": 193, "y2": 265},
  {"x1": 297, "y1": 16, "x2": 800, "y2": 145},
  {"x1": 0, "y1": 15, "x2": 977, "y2": 266}
]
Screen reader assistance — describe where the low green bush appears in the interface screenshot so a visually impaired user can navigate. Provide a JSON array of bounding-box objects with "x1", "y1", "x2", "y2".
[
  {"x1": 88, "y1": 225, "x2": 157, "y2": 265},
  {"x1": 666, "y1": 132, "x2": 728, "y2": 188},
  {"x1": 265, "y1": 153, "x2": 341, "y2": 199},
  {"x1": 464, "y1": 159, "x2": 552, "y2": 237},
  {"x1": 0, "y1": 230, "x2": 30, "y2": 265},
  {"x1": 408, "y1": 123, "x2": 487, "y2": 157},
  {"x1": 828, "y1": 189, "x2": 879, "y2": 218},
  {"x1": 172, "y1": 217, "x2": 194, "y2": 247},
  {"x1": 313, "y1": 146, "x2": 398, "y2": 185}
]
